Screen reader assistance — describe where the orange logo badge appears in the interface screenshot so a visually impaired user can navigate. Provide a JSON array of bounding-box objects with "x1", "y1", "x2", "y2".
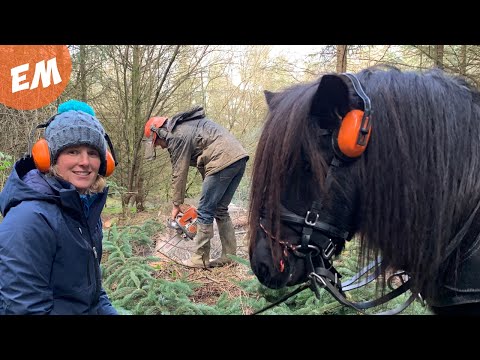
[{"x1": 0, "y1": 45, "x2": 71, "y2": 110}]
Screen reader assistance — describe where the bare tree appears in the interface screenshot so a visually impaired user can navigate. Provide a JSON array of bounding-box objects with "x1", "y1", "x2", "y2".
[
  {"x1": 87, "y1": 45, "x2": 218, "y2": 215},
  {"x1": 460, "y1": 45, "x2": 467, "y2": 76},
  {"x1": 435, "y1": 45, "x2": 444, "y2": 69},
  {"x1": 336, "y1": 45, "x2": 348, "y2": 73}
]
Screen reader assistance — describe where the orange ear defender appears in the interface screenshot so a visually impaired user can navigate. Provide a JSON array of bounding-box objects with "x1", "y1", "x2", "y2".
[
  {"x1": 104, "y1": 150, "x2": 116, "y2": 177},
  {"x1": 31, "y1": 138, "x2": 51, "y2": 173},
  {"x1": 103, "y1": 133, "x2": 118, "y2": 177},
  {"x1": 334, "y1": 73, "x2": 372, "y2": 159}
]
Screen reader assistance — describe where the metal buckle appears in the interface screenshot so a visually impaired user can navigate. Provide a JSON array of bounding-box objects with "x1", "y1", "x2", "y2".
[
  {"x1": 310, "y1": 272, "x2": 327, "y2": 287},
  {"x1": 305, "y1": 211, "x2": 319, "y2": 226},
  {"x1": 323, "y1": 241, "x2": 335, "y2": 259}
]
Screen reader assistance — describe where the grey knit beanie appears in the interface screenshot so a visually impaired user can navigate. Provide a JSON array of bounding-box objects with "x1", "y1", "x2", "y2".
[{"x1": 45, "y1": 100, "x2": 108, "y2": 175}]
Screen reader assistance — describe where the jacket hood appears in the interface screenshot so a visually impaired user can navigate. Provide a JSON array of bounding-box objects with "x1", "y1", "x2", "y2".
[
  {"x1": 167, "y1": 106, "x2": 205, "y2": 131},
  {"x1": 0, "y1": 157, "x2": 64, "y2": 217}
]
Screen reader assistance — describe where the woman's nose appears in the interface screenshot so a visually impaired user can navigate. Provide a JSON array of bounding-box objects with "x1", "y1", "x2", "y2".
[{"x1": 78, "y1": 151, "x2": 89, "y2": 165}]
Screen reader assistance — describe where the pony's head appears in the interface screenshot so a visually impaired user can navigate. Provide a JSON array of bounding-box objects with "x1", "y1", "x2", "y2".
[{"x1": 248, "y1": 65, "x2": 480, "y2": 303}]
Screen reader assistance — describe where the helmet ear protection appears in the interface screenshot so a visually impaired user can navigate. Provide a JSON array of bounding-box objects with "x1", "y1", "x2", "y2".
[
  {"x1": 29, "y1": 115, "x2": 118, "y2": 177},
  {"x1": 152, "y1": 127, "x2": 168, "y2": 141},
  {"x1": 333, "y1": 73, "x2": 372, "y2": 160}
]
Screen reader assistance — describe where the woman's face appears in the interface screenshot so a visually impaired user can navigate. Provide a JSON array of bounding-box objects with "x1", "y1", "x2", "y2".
[{"x1": 55, "y1": 145, "x2": 101, "y2": 193}]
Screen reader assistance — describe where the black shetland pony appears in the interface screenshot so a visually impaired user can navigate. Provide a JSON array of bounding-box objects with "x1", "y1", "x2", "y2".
[{"x1": 248, "y1": 65, "x2": 480, "y2": 315}]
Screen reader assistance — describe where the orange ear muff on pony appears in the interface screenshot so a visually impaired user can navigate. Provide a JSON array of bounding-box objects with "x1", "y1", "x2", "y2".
[{"x1": 333, "y1": 73, "x2": 372, "y2": 160}]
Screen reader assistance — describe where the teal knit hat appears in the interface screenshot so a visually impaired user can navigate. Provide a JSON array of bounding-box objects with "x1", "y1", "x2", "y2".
[{"x1": 45, "y1": 100, "x2": 108, "y2": 175}]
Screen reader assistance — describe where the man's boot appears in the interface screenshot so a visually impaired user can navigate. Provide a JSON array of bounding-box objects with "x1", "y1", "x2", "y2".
[
  {"x1": 210, "y1": 218, "x2": 237, "y2": 267},
  {"x1": 182, "y1": 223, "x2": 213, "y2": 268}
]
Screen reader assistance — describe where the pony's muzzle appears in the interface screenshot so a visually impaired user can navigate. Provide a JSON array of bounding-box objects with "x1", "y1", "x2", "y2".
[{"x1": 250, "y1": 228, "x2": 293, "y2": 289}]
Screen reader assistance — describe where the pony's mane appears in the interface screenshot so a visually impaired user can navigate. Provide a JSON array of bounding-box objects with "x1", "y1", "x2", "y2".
[
  {"x1": 248, "y1": 79, "x2": 333, "y2": 263},
  {"x1": 249, "y1": 65, "x2": 480, "y2": 297},
  {"x1": 357, "y1": 66, "x2": 480, "y2": 296}
]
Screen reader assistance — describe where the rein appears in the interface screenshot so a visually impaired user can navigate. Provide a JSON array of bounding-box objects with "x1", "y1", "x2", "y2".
[{"x1": 253, "y1": 205, "x2": 421, "y2": 315}]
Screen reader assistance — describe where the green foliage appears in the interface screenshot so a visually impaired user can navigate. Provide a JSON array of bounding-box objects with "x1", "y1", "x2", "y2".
[
  {"x1": 102, "y1": 221, "x2": 221, "y2": 315},
  {"x1": 115, "y1": 307, "x2": 134, "y2": 315},
  {"x1": 112, "y1": 278, "x2": 222, "y2": 315},
  {"x1": 103, "y1": 220, "x2": 163, "y2": 254},
  {"x1": 232, "y1": 177, "x2": 250, "y2": 208},
  {"x1": 0, "y1": 151, "x2": 13, "y2": 189},
  {"x1": 184, "y1": 169, "x2": 203, "y2": 199},
  {"x1": 0, "y1": 152, "x2": 12, "y2": 171},
  {"x1": 103, "y1": 196, "x2": 123, "y2": 215},
  {"x1": 106, "y1": 179, "x2": 127, "y2": 197},
  {"x1": 140, "y1": 219, "x2": 165, "y2": 237},
  {"x1": 102, "y1": 222, "x2": 161, "y2": 299}
]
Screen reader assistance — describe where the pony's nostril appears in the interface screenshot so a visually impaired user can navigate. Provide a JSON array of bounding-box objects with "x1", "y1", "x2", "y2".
[{"x1": 257, "y1": 262, "x2": 288, "y2": 289}]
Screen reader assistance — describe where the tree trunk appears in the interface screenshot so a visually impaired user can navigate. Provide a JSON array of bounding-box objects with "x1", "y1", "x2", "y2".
[
  {"x1": 336, "y1": 45, "x2": 348, "y2": 73},
  {"x1": 126, "y1": 45, "x2": 144, "y2": 213},
  {"x1": 79, "y1": 45, "x2": 87, "y2": 101},
  {"x1": 435, "y1": 45, "x2": 444, "y2": 69},
  {"x1": 460, "y1": 45, "x2": 467, "y2": 76}
]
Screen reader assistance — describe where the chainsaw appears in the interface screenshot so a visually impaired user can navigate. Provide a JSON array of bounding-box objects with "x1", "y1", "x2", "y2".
[{"x1": 167, "y1": 206, "x2": 198, "y2": 240}]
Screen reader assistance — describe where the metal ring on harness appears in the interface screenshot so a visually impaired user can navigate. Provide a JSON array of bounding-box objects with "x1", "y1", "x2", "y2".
[{"x1": 291, "y1": 244, "x2": 321, "y2": 258}]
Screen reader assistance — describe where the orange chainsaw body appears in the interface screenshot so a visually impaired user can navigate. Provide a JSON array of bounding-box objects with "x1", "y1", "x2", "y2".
[{"x1": 173, "y1": 206, "x2": 198, "y2": 240}]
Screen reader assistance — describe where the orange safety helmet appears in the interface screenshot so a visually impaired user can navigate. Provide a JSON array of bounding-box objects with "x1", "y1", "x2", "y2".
[{"x1": 144, "y1": 116, "x2": 168, "y2": 143}]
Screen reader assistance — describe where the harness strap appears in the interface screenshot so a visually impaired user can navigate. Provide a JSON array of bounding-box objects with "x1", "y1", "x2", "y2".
[
  {"x1": 301, "y1": 226, "x2": 313, "y2": 250},
  {"x1": 341, "y1": 258, "x2": 382, "y2": 291},
  {"x1": 429, "y1": 197, "x2": 480, "y2": 306},
  {"x1": 443, "y1": 197, "x2": 480, "y2": 263},
  {"x1": 280, "y1": 205, "x2": 349, "y2": 239},
  {"x1": 305, "y1": 245, "x2": 417, "y2": 314},
  {"x1": 309, "y1": 270, "x2": 417, "y2": 315}
]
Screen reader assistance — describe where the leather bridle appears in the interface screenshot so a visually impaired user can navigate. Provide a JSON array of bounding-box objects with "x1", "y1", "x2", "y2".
[{"x1": 254, "y1": 202, "x2": 422, "y2": 315}]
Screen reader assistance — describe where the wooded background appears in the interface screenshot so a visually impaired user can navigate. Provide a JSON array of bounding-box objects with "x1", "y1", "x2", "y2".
[{"x1": 1, "y1": 45, "x2": 476, "y2": 213}]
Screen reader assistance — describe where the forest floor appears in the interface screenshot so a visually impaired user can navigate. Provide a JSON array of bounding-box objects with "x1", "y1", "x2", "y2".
[{"x1": 101, "y1": 199, "x2": 258, "y2": 310}]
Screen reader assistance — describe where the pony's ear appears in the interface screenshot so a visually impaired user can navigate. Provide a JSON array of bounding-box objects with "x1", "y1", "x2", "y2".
[
  {"x1": 309, "y1": 74, "x2": 350, "y2": 129},
  {"x1": 264, "y1": 90, "x2": 277, "y2": 110}
]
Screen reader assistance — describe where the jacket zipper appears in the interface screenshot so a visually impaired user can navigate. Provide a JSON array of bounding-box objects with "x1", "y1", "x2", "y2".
[
  {"x1": 79, "y1": 227, "x2": 92, "y2": 286},
  {"x1": 79, "y1": 222, "x2": 101, "y2": 305}
]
